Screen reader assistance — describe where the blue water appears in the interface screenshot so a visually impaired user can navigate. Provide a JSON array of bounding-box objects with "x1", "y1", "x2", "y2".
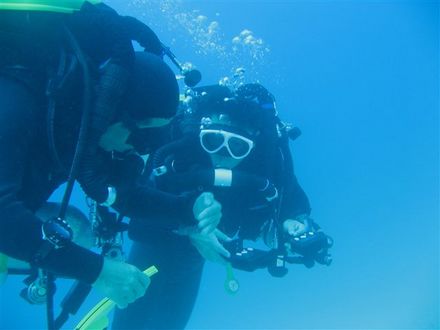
[{"x1": 0, "y1": 1, "x2": 438, "y2": 329}]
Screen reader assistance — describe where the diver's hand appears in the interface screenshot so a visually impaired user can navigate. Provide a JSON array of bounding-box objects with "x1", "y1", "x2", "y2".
[
  {"x1": 283, "y1": 218, "x2": 310, "y2": 237},
  {"x1": 92, "y1": 258, "x2": 150, "y2": 309},
  {"x1": 193, "y1": 192, "x2": 222, "y2": 235},
  {"x1": 189, "y1": 229, "x2": 231, "y2": 265}
]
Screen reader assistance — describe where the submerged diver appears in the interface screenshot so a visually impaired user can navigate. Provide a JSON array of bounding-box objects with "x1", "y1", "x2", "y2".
[
  {"x1": 0, "y1": 0, "x2": 221, "y2": 317},
  {"x1": 112, "y1": 83, "x2": 315, "y2": 329}
]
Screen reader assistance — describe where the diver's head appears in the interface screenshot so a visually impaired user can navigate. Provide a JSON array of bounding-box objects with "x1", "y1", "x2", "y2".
[
  {"x1": 199, "y1": 113, "x2": 256, "y2": 169},
  {"x1": 187, "y1": 83, "x2": 277, "y2": 169},
  {"x1": 99, "y1": 52, "x2": 179, "y2": 153}
]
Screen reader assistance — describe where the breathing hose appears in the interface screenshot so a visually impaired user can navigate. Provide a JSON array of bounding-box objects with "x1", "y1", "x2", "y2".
[{"x1": 44, "y1": 24, "x2": 93, "y2": 330}]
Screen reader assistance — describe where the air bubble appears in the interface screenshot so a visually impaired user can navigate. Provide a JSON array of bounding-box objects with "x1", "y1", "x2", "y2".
[
  {"x1": 195, "y1": 15, "x2": 207, "y2": 24},
  {"x1": 127, "y1": 0, "x2": 271, "y2": 83}
]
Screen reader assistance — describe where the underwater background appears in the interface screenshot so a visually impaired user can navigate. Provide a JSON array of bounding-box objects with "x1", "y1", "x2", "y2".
[{"x1": 0, "y1": 0, "x2": 438, "y2": 329}]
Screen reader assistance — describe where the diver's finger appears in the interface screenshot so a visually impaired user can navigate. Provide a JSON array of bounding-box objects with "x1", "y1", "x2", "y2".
[
  {"x1": 197, "y1": 207, "x2": 220, "y2": 223},
  {"x1": 136, "y1": 272, "x2": 150, "y2": 291},
  {"x1": 215, "y1": 229, "x2": 232, "y2": 242},
  {"x1": 213, "y1": 254, "x2": 228, "y2": 265},
  {"x1": 197, "y1": 216, "x2": 215, "y2": 229},
  {"x1": 115, "y1": 289, "x2": 134, "y2": 309},
  {"x1": 293, "y1": 228, "x2": 307, "y2": 237},
  {"x1": 202, "y1": 192, "x2": 214, "y2": 206},
  {"x1": 200, "y1": 219, "x2": 220, "y2": 235},
  {"x1": 198, "y1": 214, "x2": 221, "y2": 230},
  {"x1": 193, "y1": 192, "x2": 214, "y2": 216},
  {"x1": 213, "y1": 241, "x2": 231, "y2": 258},
  {"x1": 134, "y1": 283, "x2": 146, "y2": 299},
  {"x1": 116, "y1": 302, "x2": 128, "y2": 309},
  {"x1": 201, "y1": 223, "x2": 217, "y2": 236},
  {"x1": 204, "y1": 248, "x2": 228, "y2": 264},
  {"x1": 196, "y1": 203, "x2": 222, "y2": 221},
  {"x1": 126, "y1": 284, "x2": 141, "y2": 303},
  {"x1": 128, "y1": 290, "x2": 139, "y2": 304}
]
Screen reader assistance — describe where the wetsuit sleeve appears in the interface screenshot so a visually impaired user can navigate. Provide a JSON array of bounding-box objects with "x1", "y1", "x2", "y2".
[
  {"x1": 121, "y1": 16, "x2": 163, "y2": 56},
  {"x1": 0, "y1": 79, "x2": 103, "y2": 284},
  {"x1": 114, "y1": 185, "x2": 196, "y2": 230},
  {"x1": 278, "y1": 145, "x2": 312, "y2": 221},
  {"x1": 109, "y1": 155, "x2": 197, "y2": 230}
]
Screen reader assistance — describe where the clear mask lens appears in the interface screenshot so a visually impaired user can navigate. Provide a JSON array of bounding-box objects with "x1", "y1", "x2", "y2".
[
  {"x1": 201, "y1": 131, "x2": 226, "y2": 153},
  {"x1": 228, "y1": 136, "x2": 252, "y2": 158}
]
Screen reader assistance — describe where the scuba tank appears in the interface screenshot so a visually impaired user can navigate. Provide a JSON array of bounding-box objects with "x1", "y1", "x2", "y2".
[{"x1": 0, "y1": 0, "x2": 101, "y2": 13}]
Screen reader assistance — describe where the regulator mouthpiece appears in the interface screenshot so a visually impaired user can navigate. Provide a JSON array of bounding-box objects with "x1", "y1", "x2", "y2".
[
  {"x1": 183, "y1": 69, "x2": 202, "y2": 88},
  {"x1": 161, "y1": 43, "x2": 202, "y2": 87}
]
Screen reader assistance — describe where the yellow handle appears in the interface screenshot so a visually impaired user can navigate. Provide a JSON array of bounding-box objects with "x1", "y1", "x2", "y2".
[
  {"x1": 144, "y1": 265, "x2": 158, "y2": 277},
  {"x1": 75, "y1": 266, "x2": 158, "y2": 330}
]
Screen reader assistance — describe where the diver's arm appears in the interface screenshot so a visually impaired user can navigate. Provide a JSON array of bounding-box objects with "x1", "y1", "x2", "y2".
[
  {"x1": 277, "y1": 142, "x2": 311, "y2": 220},
  {"x1": 113, "y1": 184, "x2": 197, "y2": 230},
  {"x1": 0, "y1": 80, "x2": 103, "y2": 284},
  {"x1": 280, "y1": 174, "x2": 311, "y2": 219},
  {"x1": 121, "y1": 16, "x2": 164, "y2": 56},
  {"x1": 97, "y1": 153, "x2": 196, "y2": 230}
]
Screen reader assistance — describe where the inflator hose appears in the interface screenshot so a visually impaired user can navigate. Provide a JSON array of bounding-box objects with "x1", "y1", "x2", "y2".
[
  {"x1": 151, "y1": 136, "x2": 195, "y2": 169},
  {"x1": 78, "y1": 63, "x2": 130, "y2": 203},
  {"x1": 77, "y1": 6, "x2": 167, "y2": 203},
  {"x1": 72, "y1": 3, "x2": 159, "y2": 203}
]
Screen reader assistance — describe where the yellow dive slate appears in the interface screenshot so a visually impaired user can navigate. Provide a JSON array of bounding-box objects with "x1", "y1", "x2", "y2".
[
  {"x1": 75, "y1": 266, "x2": 158, "y2": 330},
  {"x1": 0, "y1": 0, "x2": 101, "y2": 13}
]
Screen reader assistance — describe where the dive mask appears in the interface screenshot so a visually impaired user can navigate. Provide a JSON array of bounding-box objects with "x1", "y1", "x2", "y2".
[{"x1": 199, "y1": 129, "x2": 254, "y2": 160}]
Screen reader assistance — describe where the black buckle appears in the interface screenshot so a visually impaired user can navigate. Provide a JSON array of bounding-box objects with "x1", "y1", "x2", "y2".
[{"x1": 33, "y1": 218, "x2": 73, "y2": 265}]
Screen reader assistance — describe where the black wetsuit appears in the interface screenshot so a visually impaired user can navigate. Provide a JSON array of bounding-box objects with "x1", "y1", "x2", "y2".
[
  {"x1": 0, "y1": 10, "x2": 194, "y2": 284},
  {"x1": 112, "y1": 133, "x2": 311, "y2": 329}
]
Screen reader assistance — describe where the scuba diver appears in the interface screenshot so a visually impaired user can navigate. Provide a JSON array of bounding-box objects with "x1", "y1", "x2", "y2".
[
  {"x1": 0, "y1": 1, "x2": 221, "y2": 328},
  {"x1": 112, "y1": 83, "x2": 332, "y2": 329}
]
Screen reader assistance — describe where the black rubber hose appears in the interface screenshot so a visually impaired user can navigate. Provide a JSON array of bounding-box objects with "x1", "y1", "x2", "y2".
[
  {"x1": 47, "y1": 49, "x2": 79, "y2": 173},
  {"x1": 46, "y1": 49, "x2": 67, "y2": 172},
  {"x1": 56, "y1": 24, "x2": 92, "y2": 220},
  {"x1": 78, "y1": 63, "x2": 130, "y2": 203},
  {"x1": 46, "y1": 272, "x2": 56, "y2": 330},
  {"x1": 76, "y1": 10, "x2": 171, "y2": 203},
  {"x1": 48, "y1": 25, "x2": 92, "y2": 330},
  {"x1": 54, "y1": 281, "x2": 92, "y2": 329},
  {"x1": 152, "y1": 136, "x2": 194, "y2": 169}
]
